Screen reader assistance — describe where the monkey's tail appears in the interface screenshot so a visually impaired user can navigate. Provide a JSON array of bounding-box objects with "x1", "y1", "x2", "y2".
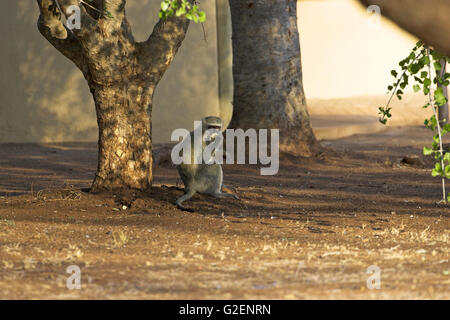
[{"x1": 176, "y1": 203, "x2": 195, "y2": 212}]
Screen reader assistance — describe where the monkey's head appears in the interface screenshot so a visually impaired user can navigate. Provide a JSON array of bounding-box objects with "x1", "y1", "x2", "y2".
[
  {"x1": 202, "y1": 116, "x2": 223, "y2": 143},
  {"x1": 202, "y1": 116, "x2": 223, "y2": 131}
]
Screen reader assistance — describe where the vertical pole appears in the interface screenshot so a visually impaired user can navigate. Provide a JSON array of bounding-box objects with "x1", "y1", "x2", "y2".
[{"x1": 215, "y1": 0, "x2": 234, "y2": 129}]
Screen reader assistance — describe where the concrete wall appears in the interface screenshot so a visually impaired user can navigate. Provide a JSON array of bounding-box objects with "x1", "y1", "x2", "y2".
[
  {"x1": 298, "y1": 0, "x2": 419, "y2": 99},
  {"x1": 297, "y1": 0, "x2": 435, "y2": 125},
  {"x1": 0, "y1": 0, "x2": 219, "y2": 143}
]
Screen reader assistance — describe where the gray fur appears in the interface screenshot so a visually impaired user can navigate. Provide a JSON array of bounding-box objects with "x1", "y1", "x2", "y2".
[{"x1": 175, "y1": 116, "x2": 239, "y2": 211}]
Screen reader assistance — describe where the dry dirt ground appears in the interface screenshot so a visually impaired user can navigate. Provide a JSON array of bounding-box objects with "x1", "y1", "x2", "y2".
[{"x1": 0, "y1": 126, "x2": 449, "y2": 299}]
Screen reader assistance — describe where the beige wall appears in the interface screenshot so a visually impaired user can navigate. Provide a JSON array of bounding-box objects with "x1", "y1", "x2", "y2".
[
  {"x1": 0, "y1": 0, "x2": 219, "y2": 143},
  {"x1": 0, "y1": 0, "x2": 440, "y2": 143},
  {"x1": 298, "y1": 0, "x2": 419, "y2": 99},
  {"x1": 297, "y1": 0, "x2": 436, "y2": 124}
]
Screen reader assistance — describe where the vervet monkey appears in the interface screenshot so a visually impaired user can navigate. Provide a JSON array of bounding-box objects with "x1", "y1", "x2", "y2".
[{"x1": 175, "y1": 116, "x2": 239, "y2": 211}]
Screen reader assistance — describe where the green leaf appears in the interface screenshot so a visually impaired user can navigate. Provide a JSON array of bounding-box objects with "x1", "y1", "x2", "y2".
[
  {"x1": 431, "y1": 168, "x2": 440, "y2": 177},
  {"x1": 391, "y1": 70, "x2": 398, "y2": 77},
  {"x1": 409, "y1": 63, "x2": 420, "y2": 74},
  {"x1": 176, "y1": 6, "x2": 186, "y2": 16},
  {"x1": 432, "y1": 141, "x2": 438, "y2": 149},
  {"x1": 413, "y1": 84, "x2": 421, "y2": 92},
  {"x1": 423, "y1": 147, "x2": 434, "y2": 156},
  {"x1": 444, "y1": 152, "x2": 450, "y2": 163},
  {"x1": 432, "y1": 50, "x2": 445, "y2": 61},
  {"x1": 443, "y1": 123, "x2": 450, "y2": 133},
  {"x1": 435, "y1": 87, "x2": 447, "y2": 106},
  {"x1": 432, "y1": 162, "x2": 442, "y2": 177},
  {"x1": 434, "y1": 61, "x2": 442, "y2": 71},
  {"x1": 161, "y1": 1, "x2": 170, "y2": 11},
  {"x1": 433, "y1": 134, "x2": 440, "y2": 144},
  {"x1": 198, "y1": 11, "x2": 206, "y2": 23},
  {"x1": 445, "y1": 165, "x2": 450, "y2": 179}
]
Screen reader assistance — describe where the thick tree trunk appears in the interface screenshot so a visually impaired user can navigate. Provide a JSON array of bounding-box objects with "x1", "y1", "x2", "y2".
[
  {"x1": 90, "y1": 83, "x2": 154, "y2": 192},
  {"x1": 438, "y1": 60, "x2": 449, "y2": 126},
  {"x1": 228, "y1": 0, "x2": 319, "y2": 156},
  {"x1": 36, "y1": 0, "x2": 191, "y2": 192}
]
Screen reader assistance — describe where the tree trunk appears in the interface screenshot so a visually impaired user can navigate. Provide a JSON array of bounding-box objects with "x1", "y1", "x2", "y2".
[
  {"x1": 90, "y1": 83, "x2": 154, "y2": 192},
  {"x1": 36, "y1": 0, "x2": 191, "y2": 192},
  {"x1": 228, "y1": 0, "x2": 319, "y2": 156},
  {"x1": 438, "y1": 59, "x2": 449, "y2": 126}
]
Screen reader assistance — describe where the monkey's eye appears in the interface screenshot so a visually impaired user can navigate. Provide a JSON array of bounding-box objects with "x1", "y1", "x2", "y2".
[{"x1": 207, "y1": 125, "x2": 221, "y2": 130}]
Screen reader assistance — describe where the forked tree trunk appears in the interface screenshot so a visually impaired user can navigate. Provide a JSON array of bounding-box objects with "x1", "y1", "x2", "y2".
[
  {"x1": 228, "y1": 0, "x2": 320, "y2": 156},
  {"x1": 36, "y1": 0, "x2": 190, "y2": 192}
]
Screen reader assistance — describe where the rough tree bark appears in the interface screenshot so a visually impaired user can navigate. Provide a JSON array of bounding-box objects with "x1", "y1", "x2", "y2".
[
  {"x1": 36, "y1": 0, "x2": 190, "y2": 192},
  {"x1": 359, "y1": 0, "x2": 450, "y2": 57},
  {"x1": 228, "y1": 0, "x2": 320, "y2": 156}
]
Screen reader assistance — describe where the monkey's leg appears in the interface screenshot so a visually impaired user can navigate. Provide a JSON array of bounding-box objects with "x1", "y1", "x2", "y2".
[{"x1": 175, "y1": 189, "x2": 197, "y2": 212}]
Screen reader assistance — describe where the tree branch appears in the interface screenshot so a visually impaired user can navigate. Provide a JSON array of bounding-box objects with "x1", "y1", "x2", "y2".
[
  {"x1": 359, "y1": 0, "x2": 450, "y2": 56},
  {"x1": 36, "y1": 0, "x2": 88, "y2": 73},
  {"x1": 56, "y1": 0, "x2": 97, "y2": 39},
  {"x1": 103, "y1": 0, "x2": 126, "y2": 19},
  {"x1": 92, "y1": 0, "x2": 128, "y2": 36},
  {"x1": 139, "y1": 15, "x2": 191, "y2": 82},
  {"x1": 37, "y1": 0, "x2": 68, "y2": 39}
]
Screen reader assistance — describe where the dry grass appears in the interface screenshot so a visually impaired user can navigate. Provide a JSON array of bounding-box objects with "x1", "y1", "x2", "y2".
[{"x1": 31, "y1": 183, "x2": 82, "y2": 202}]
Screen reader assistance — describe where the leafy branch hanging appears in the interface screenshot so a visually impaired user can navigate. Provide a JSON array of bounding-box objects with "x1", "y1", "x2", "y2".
[{"x1": 379, "y1": 41, "x2": 450, "y2": 203}]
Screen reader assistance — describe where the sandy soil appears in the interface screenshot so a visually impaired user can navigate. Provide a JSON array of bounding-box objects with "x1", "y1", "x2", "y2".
[{"x1": 0, "y1": 126, "x2": 448, "y2": 299}]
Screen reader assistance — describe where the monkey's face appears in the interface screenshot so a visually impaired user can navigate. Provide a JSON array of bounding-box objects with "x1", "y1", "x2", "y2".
[
  {"x1": 202, "y1": 116, "x2": 223, "y2": 143},
  {"x1": 202, "y1": 116, "x2": 223, "y2": 131}
]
